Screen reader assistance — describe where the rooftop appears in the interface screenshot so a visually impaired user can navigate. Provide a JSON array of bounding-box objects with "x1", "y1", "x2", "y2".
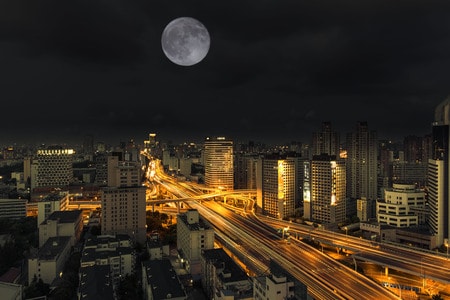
[
  {"x1": 78, "y1": 265, "x2": 114, "y2": 300},
  {"x1": 43, "y1": 209, "x2": 82, "y2": 224},
  {"x1": 37, "y1": 236, "x2": 71, "y2": 261},
  {"x1": 143, "y1": 259, "x2": 186, "y2": 300}
]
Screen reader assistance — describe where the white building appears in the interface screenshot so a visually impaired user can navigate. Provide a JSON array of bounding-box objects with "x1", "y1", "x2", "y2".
[
  {"x1": 253, "y1": 274, "x2": 294, "y2": 300},
  {"x1": 376, "y1": 183, "x2": 426, "y2": 227},
  {"x1": 427, "y1": 159, "x2": 446, "y2": 245}
]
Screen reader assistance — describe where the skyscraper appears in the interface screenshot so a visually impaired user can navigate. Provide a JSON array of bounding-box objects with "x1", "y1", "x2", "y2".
[
  {"x1": 427, "y1": 97, "x2": 450, "y2": 246},
  {"x1": 310, "y1": 154, "x2": 346, "y2": 225},
  {"x1": 256, "y1": 154, "x2": 297, "y2": 219},
  {"x1": 204, "y1": 136, "x2": 234, "y2": 191},
  {"x1": 346, "y1": 122, "x2": 378, "y2": 202}
]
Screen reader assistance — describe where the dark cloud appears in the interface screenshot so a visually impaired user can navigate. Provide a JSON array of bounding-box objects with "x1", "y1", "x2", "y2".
[{"x1": 0, "y1": 0, "x2": 449, "y2": 145}]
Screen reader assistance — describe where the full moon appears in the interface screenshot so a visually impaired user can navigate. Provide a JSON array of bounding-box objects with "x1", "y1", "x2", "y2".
[{"x1": 161, "y1": 17, "x2": 210, "y2": 66}]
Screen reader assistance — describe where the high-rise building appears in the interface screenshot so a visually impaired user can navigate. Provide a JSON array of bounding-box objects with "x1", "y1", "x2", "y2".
[
  {"x1": 346, "y1": 122, "x2": 378, "y2": 202},
  {"x1": 256, "y1": 154, "x2": 297, "y2": 219},
  {"x1": 204, "y1": 136, "x2": 234, "y2": 191},
  {"x1": 311, "y1": 121, "x2": 340, "y2": 157},
  {"x1": 36, "y1": 147, "x2": 74, "y2": 188},
  {"x1": 310, "y1": 154, "x2": 346, "y2": 225},
  {"x1": 427, "y1": 97, "x2": 450, "y2": 246},
  {"x1": 100, "y1": 157, "x2": 146, "y2": 243}
]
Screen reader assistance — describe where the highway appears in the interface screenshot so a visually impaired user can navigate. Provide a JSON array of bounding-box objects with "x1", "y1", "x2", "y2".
[
  {"x1": 149, "y1": 164, "x2": 400, "y2": 299},
  {"x1": 195, "y1": 199, "x2": 402, "y2": 299},
  {"x1": 261, "y1": 217, "x2": 450, "y2": 286}
]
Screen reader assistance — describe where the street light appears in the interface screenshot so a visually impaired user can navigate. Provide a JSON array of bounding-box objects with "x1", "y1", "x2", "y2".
[{"x1": 445, "y1": 238, "x2": 449, "y2": 260}]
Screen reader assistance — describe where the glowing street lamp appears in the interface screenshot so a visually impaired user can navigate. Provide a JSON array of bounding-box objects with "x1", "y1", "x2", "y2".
[{"x1": 445, "y1": 238, "x2": 449, "y2": 260}]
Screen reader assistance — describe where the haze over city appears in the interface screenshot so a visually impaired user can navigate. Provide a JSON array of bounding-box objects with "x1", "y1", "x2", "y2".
[{"x1": 1, "y1": 0, "x2": 449, "y2": 145}]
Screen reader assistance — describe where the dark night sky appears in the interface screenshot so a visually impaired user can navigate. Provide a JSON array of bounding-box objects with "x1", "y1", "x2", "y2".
[{"x1": 1, "y1": 0, "x2": 449, "y2": 146}]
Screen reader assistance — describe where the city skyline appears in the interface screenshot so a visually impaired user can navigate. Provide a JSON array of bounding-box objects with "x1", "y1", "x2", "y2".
[{"x1": 1, "y1": 0, "x2": 449, "y2": 145}]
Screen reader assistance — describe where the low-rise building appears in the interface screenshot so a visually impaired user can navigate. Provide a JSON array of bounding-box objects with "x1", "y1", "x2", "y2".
[
  {"x1": 39, "y1": 209, "x2": 83, "y2": 247},
  {"x1": 253, "y1": 273, "x2": 295, "y2": 300},
  {"x1": 78, "y1": 264, "x2": 115, "y2": 300},
  {"x1": 80, "y1": 234, "x2": 135, "y2": 284},
  {"x1": 28, "y1": 236, "x2": 72, "y2": 285},
  {"x1": 376, "y1": 183, "x2": 426, "y2": 227},
  {"x1": 0, "y1": 198, "x2": 26, "y2": 219}
]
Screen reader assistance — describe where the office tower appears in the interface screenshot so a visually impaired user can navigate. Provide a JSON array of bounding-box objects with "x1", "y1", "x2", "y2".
[
  {"x1": 311, "y1": 121, "x2": 340, "y2": 157},
  {"x1": 36, "y1": 146, "x2": 74, "y2": 188},
  {"x1": 100, "y1": 157, "x2": 146, "y2": 244},
  {"x1": 256, "y1": 154, "x2": 296, "y2": 219},
  {"x1": 376, "y1": 184, "x2": 426, "y2": 227},
  {"x1": 176, "y1": 209, "x2": 214, "y2": 278},
  {"x1": 204, "y1": 136, "x2": 234, "y2": 191},
  {"x1": 427, "y1": 97, "x2": 450, "y2": 246},
  {"x1": 310, "y1": 154, "x2": 346, "y2": 225},
  {"x1": 346, "y1": 121, "x2": 378, "y2": 202}
]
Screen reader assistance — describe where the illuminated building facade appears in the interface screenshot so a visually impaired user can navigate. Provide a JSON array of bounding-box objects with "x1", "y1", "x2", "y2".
[
  {"x1": 310, "y1": 154, "x2": 346, "y2": 224},
  {"x1": 204, "y1": 137, "x2": 234, "y2": 191},
  {"x1": 257, "y1": 155, "x2": 296, "y2": 219},
  {"x1": 36, "y1": 147, "x2": 74, "y2": 188}
]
